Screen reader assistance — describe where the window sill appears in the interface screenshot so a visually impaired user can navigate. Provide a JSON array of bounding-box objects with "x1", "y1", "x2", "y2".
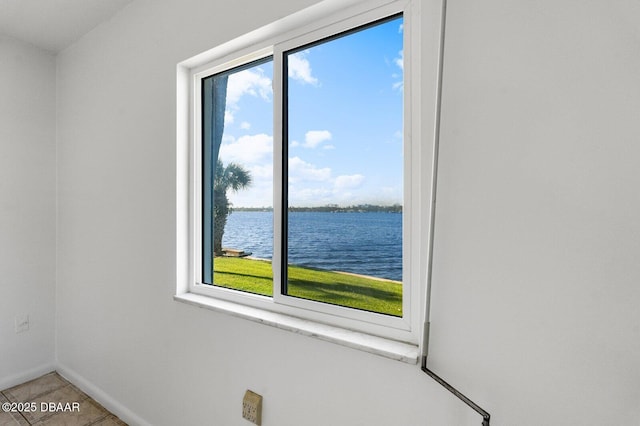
[{"x1": 174, "y1": 292, "x2": 419, "y2": 364}]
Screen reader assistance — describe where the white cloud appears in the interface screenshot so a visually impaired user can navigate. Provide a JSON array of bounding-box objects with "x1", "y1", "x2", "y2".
[
  {"x1": 394, "y1": 50, "x2": 404, "y2": 71},
  {"x1": 288, "y1": 51, "x2": 318, "y2": 86},
  {"x1": 288, "y1": 156, "x2": 332, "y2": 182},
  {"x1": 380, "y1": 186, "x2": 401, "y2": 198},
  {"x1": 290, "y1": 140, "x2": 300, "y2": 148},
  {"x1": 221, "y1": 134, "x2": 274, "y2": 208},
  {"x1": 334, "y1": 174, "x2": 364, "y2": 190},
  {"x1": 288, "y1": 173, "x2": 368, "y2": 206},
  {"x1": 228, "y1": 174, "x2": 273, "y2": 208},
  {"x1": 224, "y1": 110, "x2": 234, "y2": 126},
  {"x1": 224, "y1": 156, "x2": 274, "y2": 208},
  {"x1": 304, "y1": 130, "x2": 332, "y2": 148},
  {"x1": 226, "y1": 68, "x2": 272, "y2": 107},
  {"x1": 220, "y1": 68, "x2": 271, "y2": 128},
  {"x1": 392, "y1": 50, "x2": 404, "y2": 91},
  {"x1": 288, "y1": 187, "x2": 333, "y2": 205},
  {"x1": 220, "y1": 133, "x2": 273, "y2": 165},
  {"x1": 221, "y1": 133, "x2": 236, "y2": 142},
  {"x1": 249, "y1": 163, "x2": 273, "y2": 180},
  {"x1": 240, "y1": 121, "x2": 251, "y2": 130},
  {"x1": 322, "y1": 144, "x2": 335, "y2": 150}
]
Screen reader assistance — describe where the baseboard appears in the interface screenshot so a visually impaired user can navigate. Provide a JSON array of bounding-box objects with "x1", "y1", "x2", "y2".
[
  {"x1": 55, "y1": 363, "x2": 152, "y2": 426},
  {"x1": 0, "y1": 363, "x2": 56, "y2": 391}
]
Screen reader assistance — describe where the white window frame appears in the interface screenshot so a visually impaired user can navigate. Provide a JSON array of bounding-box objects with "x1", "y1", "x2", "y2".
[{"x1": 176, "y1": 0, "x2": 442, "y2": 361}]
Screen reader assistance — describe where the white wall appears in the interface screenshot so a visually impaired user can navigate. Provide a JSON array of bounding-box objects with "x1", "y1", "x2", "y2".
[
  {"x1": 55, "y1": 0, "x2": 640, "y2": 425},
  {"x1": 430, "y1": 0, "x2": 640, "y2": 424},
  {"x1": 0, "y1": 37, "x2": 56, "y2": 388}
]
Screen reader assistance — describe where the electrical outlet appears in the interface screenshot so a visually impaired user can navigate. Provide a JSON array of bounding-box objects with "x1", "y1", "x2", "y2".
[
  {"x1": 15, "y1": 314, "x2": 29, "y2": 333},
  {"x1": 242, "y1": 390, "x2": 262, "y2": 425}
]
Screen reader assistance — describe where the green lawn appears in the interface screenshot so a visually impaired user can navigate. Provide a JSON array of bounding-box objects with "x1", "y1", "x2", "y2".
[{"x1": 213, "y1": 257, "x2": 402, "y2": 316}]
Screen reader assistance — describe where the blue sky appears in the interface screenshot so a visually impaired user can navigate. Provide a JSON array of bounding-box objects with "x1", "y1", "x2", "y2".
[{"x1": 219, "y1": 15, "x2": 403, "y2": 208}]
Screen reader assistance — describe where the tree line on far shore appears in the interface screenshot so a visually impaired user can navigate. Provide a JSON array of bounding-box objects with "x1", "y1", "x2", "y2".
[{"x1": 233, "y1": 204, "x2": 402, "y2": 213}]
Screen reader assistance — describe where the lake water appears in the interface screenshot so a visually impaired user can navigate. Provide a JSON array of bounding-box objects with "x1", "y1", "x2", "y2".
[{"x1": 222, "y1": 211, "x2": 402, "y2": 281}]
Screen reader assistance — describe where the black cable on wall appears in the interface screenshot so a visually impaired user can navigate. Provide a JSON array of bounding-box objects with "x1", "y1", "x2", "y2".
[{"x1": 421, "y1": 1, "x2": 492, "y2": 425}]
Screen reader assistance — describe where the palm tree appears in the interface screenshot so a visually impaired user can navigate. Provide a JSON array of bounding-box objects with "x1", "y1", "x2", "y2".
[{"x1": 213, "y1": 159, "x2": 252, "y2": 255}]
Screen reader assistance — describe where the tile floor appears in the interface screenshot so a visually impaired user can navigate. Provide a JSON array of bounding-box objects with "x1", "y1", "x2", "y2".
[{"x1": 0, "y1": 372, "x2": 127, "y2": 426}]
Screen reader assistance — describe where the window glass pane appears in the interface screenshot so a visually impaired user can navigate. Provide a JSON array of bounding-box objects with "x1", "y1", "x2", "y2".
[
  {"x1": 202, "y1": 58, "x2": 274, "y2": 295},
  {"x1": 284, "y1": 15, "x2": 404, "y2": 316}
]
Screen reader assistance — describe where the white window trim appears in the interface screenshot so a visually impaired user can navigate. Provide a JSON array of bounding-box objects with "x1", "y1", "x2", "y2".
[{"x1": 176, "y1": 0, "x2": 443, "y2": 363}]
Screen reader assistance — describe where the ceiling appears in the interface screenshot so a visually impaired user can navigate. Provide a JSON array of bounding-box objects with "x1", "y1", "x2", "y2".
[{"x1": 0, "y1": 0, "x2": 133, "y2": 52}]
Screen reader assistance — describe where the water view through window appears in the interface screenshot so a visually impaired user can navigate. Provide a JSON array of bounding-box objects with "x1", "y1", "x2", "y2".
[
  {"x1": 205, "y1": 15, "x2": 404, "y2": 317},
  {"x1": 205, "y1": 57, "x2": 274, "y2": 292},
  {"x1": 284, "y1": 15, "x2": 404, "y2": 316}
]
